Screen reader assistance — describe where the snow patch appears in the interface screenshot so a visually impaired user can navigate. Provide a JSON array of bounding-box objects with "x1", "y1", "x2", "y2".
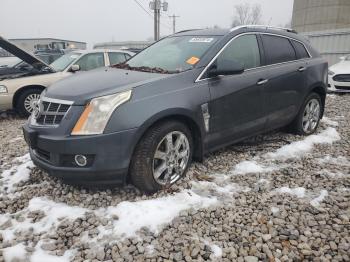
[
  {"x1": 310, "y1": 190, "x2": 328, "y2": 207},
  {"x1": 2, "y1": 243, "x2": 27, "y2": 262},
  {"x1": 271, "y1": 207, "x2": 279, "y2": 214},
  {"x1": 316, "y1": 155, "x2": 350, "y2": 167},
  {"x1": 274, "y1": 187, "x2": 306, "y2": 198},
  {"x1": 0, "y1": 154, "x2": 34, "y2": 195},
  {"x1": 1, "y1": 198, "x2": 88, "y2": 242},
  {"x1": 232, "y1": 161, "x2": 276, "y2": 175},
  {"x1": 97, "y1": 190, "x2": 217, "y2": 239},
  {"x1": 31, "y1": 245, "x2": 75, "y2": 262},
  {"x1": 321, "y1": 117, "x2": 338, "y2": 127},
  {"x1": 266, "y1": 127, "x2": 340, "y2": 160},
  {"x1": 210, "y1": 244, "x2": 223, "y2": 258}
]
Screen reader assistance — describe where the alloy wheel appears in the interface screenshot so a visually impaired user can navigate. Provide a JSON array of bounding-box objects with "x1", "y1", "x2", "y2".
[
  {"x1": 152, "y1": 131, "x2": 190, "y2": 185},
  {"x1": 302, "y1": 98, "x2": 321, "y2": 134}
]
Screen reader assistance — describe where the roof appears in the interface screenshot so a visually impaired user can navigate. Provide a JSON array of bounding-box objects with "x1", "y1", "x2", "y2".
[
  {"x1": 9, "y1": 38, "x2": 86, "y2": 44},
  {"x1": 68, "y1": 49, "x2": 135, "y2": 55}
]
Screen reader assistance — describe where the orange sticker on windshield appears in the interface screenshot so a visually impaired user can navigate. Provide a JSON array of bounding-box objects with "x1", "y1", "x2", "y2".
[{"x1": 186, "y1": 56, "x2": 200, "y2": 65}]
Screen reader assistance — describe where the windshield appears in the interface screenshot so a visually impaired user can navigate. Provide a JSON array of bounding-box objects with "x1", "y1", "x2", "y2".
[
  {"x1": 124, "y1": 36, "x2": 218, "y2": 73},
  {"x1": 50, "y1": 52, "x2": 81, "y2": 71}
]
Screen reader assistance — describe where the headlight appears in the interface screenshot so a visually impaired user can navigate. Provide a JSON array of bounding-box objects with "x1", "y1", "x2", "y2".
[
  {"x1": 328, "y1": 70, "x2": 335, "y2": 76},
  {"x1": 0, "y1": 85, "x2": 8, "y2": 94},
  {"x1": 71, "y1": 90, "x2": 132, "y2": 135}
]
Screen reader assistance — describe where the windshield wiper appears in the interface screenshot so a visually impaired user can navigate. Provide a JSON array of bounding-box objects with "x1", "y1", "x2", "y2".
[{"x1": 111, "y1": 63, "x2": 177, "y2": 74}]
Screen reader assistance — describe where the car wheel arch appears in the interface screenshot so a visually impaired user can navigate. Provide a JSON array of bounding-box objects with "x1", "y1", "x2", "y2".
[
  {"x1": 13, "y1": 85, "x2": 46, "y2": 108},
  {"x1": 308, "y1": 84, "x2": 327, "y2": 118},
  {"x1": 129, "y1": 110, "x2": 205, "y2": 169}
]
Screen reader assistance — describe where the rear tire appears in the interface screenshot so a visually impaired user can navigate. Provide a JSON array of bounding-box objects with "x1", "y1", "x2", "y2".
[
  {"x1": 130, "y1": 121, "x2": 193, "y2": 194},
  {"x1": 289, "y1": 92, "x2": 323, "y2": 135},
  {"x1": 16, "y1": 88, "x2": 43, "y2": 117}
]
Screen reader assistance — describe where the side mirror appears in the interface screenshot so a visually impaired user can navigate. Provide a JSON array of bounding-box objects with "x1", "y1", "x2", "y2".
[
  {"x1": 207, "y1": 59, "x2": 244, "y2": 78},
  {"x1": 70, "y1": 64, "x2": 80, "y2": 72}
]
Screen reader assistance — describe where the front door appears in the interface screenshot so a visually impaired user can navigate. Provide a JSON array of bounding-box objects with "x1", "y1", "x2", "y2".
[{"x1": 204, "y1": 34, "x2": 268, "y2": 148}]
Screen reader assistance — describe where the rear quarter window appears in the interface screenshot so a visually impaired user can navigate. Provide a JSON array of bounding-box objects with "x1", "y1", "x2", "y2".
[
  {"x1": 262, "y1": 35, "x2": 297, "y2": 65},
  {"x1": 292, "y1": 40, "x2": 310, "y2": 59}
]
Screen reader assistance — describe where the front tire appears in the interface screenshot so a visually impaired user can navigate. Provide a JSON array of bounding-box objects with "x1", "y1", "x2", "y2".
[
  {"x1": 16, "y1": 88, "x2": 43, "y2": 117},
  {"x1": 130, "y1": 121, "x2": 193, "y2": 194},
  {"x1": 289, "y1": 92, "x2": 323, "y2": 135}
]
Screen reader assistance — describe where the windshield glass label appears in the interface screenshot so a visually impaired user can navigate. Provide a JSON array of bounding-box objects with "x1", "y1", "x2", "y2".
[{"x1": 189, "y1": 38, "x2": 214, "y2": 43}]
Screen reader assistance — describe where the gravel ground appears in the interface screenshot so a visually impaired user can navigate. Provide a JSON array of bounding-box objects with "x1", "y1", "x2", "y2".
[{"x1": 0, "y1": 94, "x2": 349, "y2": 262}]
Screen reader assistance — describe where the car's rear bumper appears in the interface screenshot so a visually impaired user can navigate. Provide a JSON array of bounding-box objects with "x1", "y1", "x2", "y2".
[{"x1": 23, "y1": 124, "x2": 138, "y2": 186}]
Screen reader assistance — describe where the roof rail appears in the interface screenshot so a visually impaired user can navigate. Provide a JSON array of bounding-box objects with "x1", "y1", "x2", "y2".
[
  {"x1": 175, "y1": 29, "x2": 202, "y2": 34},
  {"x1": 230, "y1": 25, "x2": 298, "y2": 34}
]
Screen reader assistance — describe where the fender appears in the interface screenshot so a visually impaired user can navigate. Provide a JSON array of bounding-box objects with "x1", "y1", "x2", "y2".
[{"x1": 129, "y1": 107, "x2": 206, "y2": 163}]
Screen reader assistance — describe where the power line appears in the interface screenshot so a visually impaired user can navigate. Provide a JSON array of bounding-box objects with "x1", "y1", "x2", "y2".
[
  {"x1": 133, "y1": 0, "x2": 171, "y2": 31},
  {"x1": 132, "y1": 0, "x2": 153, "y2": 19}
]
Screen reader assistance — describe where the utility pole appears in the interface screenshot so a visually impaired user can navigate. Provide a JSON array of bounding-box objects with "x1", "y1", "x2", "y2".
[
  {"x1": 150, "y1": 0, "x2": 168, "y2": 41},
  {"x1": 169, "y1": 14, "x2": 180, "y2": 34}
]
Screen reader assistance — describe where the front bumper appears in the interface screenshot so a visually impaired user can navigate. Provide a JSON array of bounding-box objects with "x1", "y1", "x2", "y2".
[
  {"x1": 328, "y1": 77, "x2": 350, "y2": 93},
  {"x1": 23, "y1": 124, "x2": 138, "y2": 186},
  {"x1": 0, "y1": 94, "x2": 13, "y2": 111}
]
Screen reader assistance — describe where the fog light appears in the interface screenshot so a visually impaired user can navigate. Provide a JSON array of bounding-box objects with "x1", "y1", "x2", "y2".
[{"x1": 75, "y1": 155, "x2": 87, "y2": 167}]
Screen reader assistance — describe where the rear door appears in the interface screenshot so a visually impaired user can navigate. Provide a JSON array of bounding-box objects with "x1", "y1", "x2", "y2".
[
  {"x1": 206, "y1": 34, "x2": 268, "y2": 148},
  {"x1": 107, "y1": 52, "x2": 129, "y2": 66},
  {"x1": 260, "y1": 34, "x2": 307, "y2": 129}
]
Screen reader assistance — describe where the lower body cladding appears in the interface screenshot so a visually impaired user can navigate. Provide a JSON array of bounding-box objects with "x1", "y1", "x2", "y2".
[
  {"x1": 328, "y1": 77, "x2": 350, "y2": 93},
  {"x1": 22, "y1": 124, "x2": 138, "y2": 186}
]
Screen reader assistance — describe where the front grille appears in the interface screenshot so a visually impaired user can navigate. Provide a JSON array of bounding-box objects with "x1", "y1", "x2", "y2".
[
  {"x1": 35, "y1": 99, "x2": 71, "y2": 126},
  {"x1": 335, "y1": 86, "x2": 350, "y2": 91},
  {"x1": 333, "y1": 74, "x2": 350, "y2": 82}
]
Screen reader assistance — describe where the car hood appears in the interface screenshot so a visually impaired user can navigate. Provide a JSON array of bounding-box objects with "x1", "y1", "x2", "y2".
[
  {"x1": 44, "y1": 67, "x2": 172, "y2": 105},
  {"x1": 0, "y1": 36, "x2": 55, "y2": 73},
  {"x1": 330, "y1": 61, "x2": 350, "y2": 74}
]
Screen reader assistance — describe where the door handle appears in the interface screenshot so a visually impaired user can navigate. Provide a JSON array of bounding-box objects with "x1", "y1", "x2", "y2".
[
  {"x1": 257, "y1": 79, "x2": 269, "y2": 85},
  {"x1": 298, "y1": 67, "x2": 306, "y2": 72}
]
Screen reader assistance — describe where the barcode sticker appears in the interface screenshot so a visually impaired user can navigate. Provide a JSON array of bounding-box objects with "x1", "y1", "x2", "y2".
[{"x1": 189, "y1": 38, "x2": 214, "y2": 43}]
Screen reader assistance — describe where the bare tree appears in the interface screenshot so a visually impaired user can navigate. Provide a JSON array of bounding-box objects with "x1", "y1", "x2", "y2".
[{"x1": 232, "y1": 3, "x2": 262, "y2": 27}]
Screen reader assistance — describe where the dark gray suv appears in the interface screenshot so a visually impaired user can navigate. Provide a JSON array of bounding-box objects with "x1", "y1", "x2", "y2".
[{"x1": 23, "y1": 26, "x2": 328, "y2": 193}]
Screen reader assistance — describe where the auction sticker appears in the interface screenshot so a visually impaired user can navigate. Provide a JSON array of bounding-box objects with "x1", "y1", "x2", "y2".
[
  {"x1": 186, "y1": 56, "x2": 200, "y2": 65},
  {"x1": 189, "y1": 38, "x2": 214, "y2": 43}
]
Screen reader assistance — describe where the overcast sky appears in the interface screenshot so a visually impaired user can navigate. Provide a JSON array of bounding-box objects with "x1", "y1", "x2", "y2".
[{"x1": 0, "y1": 0, "x2": 294, "y2": 47}]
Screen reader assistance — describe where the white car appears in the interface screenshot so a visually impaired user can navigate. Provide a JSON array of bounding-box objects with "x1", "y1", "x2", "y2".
[
  {"x1": 0, "y1": 36, "x2": 135, "y2": 116},
  {"x1": 328, "y1": 55, "x2": 350, "y2": 93}
]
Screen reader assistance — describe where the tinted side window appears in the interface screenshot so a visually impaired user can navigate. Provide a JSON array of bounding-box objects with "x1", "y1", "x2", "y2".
[
  {"x1": 293, "y1": 41, "x2": 310, "y2": 59},
  {"x1": 217, "y1": 34, "x2": 261, "y2": 70},
  {"x1": 262, "y1": 35, "x2": 296, "y2": 65},
  {"x1": 108, "y1": 52, "x2": 128, "y2": 65},
  {"x1": 75, "y1": 53, "x2": 105, "y2": 71}
]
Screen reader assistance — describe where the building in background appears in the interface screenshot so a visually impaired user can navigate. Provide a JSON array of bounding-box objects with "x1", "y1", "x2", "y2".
[
  {"x1": 7, "y1": 38, "x2": 87, "y2": 53},
  {"x1": 93, "y1": 41, "x2": 152, "y2": 53},
  {"x1": 292, "y1": 0, "x2": 350, "y2": 65}
]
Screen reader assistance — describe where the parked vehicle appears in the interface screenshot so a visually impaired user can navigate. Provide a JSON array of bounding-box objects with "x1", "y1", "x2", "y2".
[
  {"x1": 0, "y1": 36, "x2": 134, "y2": 116},
  {"x1": 0, "y1": 56, "x2": 21, "y2": 68},
  {"x1": 23, "y1": 26, "x2": 328, "y2": 193},
  {"x1": 328, "y1": 55, "x2": 350, "y2": 92}
]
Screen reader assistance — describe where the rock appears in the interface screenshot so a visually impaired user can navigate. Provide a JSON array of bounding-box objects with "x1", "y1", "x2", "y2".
[
  {"x1": 262, "y1": 234, "x2": 272, "y2": 242},
  {"x1": 41, "y1": 243, "x2": 56, "y2": 251},
  {"x1": 244, "y1": 256, "x2": 258, "y2": 262},
  {"x1": 190, "y1": 247, "x2": 200, "y2": 258}
]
